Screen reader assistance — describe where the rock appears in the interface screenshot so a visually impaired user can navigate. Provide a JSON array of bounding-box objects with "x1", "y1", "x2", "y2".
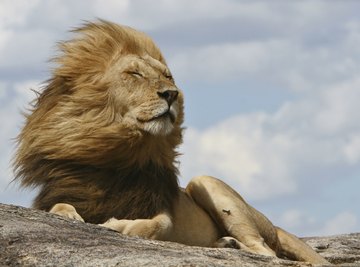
[{"x1": 0, "y1": 203, "x2": 359, "y2": 266}]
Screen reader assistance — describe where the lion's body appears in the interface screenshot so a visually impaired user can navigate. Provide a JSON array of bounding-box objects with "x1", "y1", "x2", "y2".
[{"x1": 14, "y1": 20, "x2": 329, "y2": 265}]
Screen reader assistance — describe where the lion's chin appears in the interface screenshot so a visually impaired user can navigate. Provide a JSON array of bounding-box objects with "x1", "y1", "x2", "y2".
[{"x1": 141, "y1": 117, "x2": 175, "y2": 136}]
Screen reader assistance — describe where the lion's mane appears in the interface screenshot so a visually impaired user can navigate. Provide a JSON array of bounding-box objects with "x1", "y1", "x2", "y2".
[{"x1": 14, "y1": 20, "x2": 184, "y2": 224}]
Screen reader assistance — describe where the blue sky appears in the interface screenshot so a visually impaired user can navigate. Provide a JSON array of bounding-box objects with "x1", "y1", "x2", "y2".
[{"x1": 1, "y1": 0, "x2": 360, "y2": 237}]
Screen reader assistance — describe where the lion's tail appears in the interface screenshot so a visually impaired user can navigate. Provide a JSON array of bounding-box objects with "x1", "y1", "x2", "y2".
[{"x1": 275, "y1": 227, "x2": 331, "y2": 265}]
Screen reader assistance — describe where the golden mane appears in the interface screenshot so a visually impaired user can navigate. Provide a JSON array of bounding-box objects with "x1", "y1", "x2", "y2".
[{"x1": 14, "y1": 20, "x2": 182, "y2": 223}]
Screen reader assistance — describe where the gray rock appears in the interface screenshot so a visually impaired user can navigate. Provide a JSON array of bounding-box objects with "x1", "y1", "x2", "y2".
[{"x1": 0, "y1": 203, "x2": 359, "y2": 266}]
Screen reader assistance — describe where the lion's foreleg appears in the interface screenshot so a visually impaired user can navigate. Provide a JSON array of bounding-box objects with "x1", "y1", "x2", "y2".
[
  {"x1": 49, "y1": 203, "x2": 84, "y2": 222},
  {"x1": 99, "y1": 213, "x2": 172, "y2": 240},
  {"x1": 186, "y1": 175, "x2": 277, "y2": 257}
]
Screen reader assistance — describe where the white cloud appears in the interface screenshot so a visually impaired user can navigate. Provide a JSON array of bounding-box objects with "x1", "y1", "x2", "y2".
[
  {"x1": 321, "y1": 212, "x2": 358, "y2": 236},
  {"x1": 107, "y1": 0, "x2": 274, "y2": 30},
  {"x1": 166, "y1": 3, "x2": 360, "y2": 93},
  {"x1": 344, "y1": 135, "x2": 360, "y2": 165},
  {"x1": 0, "y1": 0, "x2": 40, "y2": 27},
  {"x1": 279, "y1": 209, "x2": 316, "y2": 231},
  {"x1": 0, "y1": 80, "x2": 39, "y2": 188},
  {"x1": 91, "y1": 0, "x2": 130, "y2": 23},
  {"x1": 0, "y1": 29, "x2": 13, "y2": 53},
  {"x1": 170, "y1": 31, "x2": 360, "y2": 93},
  {"x1": 1, "y1": 0, "x2": 359, "y2": 87},
  {"x1": 277, "y1": 209, "x2": 360, "y2": 237},
  {"x1": 179, "y1": 78, "x2": 360, "y2": 200},
  {"x1": 312, "y1": 79, "x2": 360, "y2": 135},
  {"x1": 0, "y1": 0, "x2": 40, "y2": 54},
  {"x1": 171, "y1": 40, "x2": 290, "y2": 81},
  {"x1": 118, "y1": 0, "x2": 353, "y2": 32},
  {"x1": 180, "y1": 113, "x2": 298, "y2": 200}
]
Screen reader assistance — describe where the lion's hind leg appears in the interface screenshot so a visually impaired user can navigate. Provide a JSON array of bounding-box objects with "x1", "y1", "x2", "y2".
[
  {"x1": 186, "y1": 175, "x2": 278, "y2": 257},
  {"x1": 276, "y1": 227, "x2": 330, "y2": 265}
]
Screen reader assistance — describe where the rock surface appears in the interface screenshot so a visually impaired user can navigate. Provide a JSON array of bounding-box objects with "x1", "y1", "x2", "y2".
[{"x1": 0, "y1": 203, "x2": 359, "y2": 266}]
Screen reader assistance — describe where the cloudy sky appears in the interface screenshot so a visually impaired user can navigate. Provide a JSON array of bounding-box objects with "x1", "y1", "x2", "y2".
[{"x1": 1, "y1": 0, "x2": 359, "y2": 237}]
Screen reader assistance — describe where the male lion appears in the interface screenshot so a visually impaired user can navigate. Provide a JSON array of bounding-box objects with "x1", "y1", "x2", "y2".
[{"x1": 14, "y1": 20, "x2": 329, "y2": 265}]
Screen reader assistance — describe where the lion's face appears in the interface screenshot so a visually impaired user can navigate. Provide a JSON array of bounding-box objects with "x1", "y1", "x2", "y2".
[
  {"x1": 16, "y1": 21, "x2": 184, "y2": 168},
  {"x1": 105, "y1": 54, "x2": 184, "y2": 136}
]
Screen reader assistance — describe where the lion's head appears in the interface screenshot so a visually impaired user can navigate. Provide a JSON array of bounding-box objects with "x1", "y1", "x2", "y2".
[
  {"x1": 16, "y1": 20, "x2": 184, "y2": 171},
  {"x1": 14, "y1": 21, "x2": 183, "y2": 222}
]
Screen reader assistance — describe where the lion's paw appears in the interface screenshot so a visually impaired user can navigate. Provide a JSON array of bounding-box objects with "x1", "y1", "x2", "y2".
[
  {"x1": 99, "y1": 218, "x2": 130, "y2": 232},
  {"x1": 49, "y1": 203, "x2": 84, "y2": 222},
  {"x1": 213, "y1": 236, "x2": 243, "y2": 249}
]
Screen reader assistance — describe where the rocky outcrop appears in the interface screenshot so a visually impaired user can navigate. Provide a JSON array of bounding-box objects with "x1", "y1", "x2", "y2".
[{"x1": 0, "y1": 203, "x2": 359, "y2": 266}]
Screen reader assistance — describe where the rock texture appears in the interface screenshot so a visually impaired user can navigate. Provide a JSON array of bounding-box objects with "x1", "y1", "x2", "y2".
[{"x1": 0, "y1": 203, "x2": 359, "y2": 266}]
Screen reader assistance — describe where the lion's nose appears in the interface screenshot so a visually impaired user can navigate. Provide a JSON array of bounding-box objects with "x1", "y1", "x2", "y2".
[{"x1": 157, "y1": 90, "x2": 179, "y2": 106}]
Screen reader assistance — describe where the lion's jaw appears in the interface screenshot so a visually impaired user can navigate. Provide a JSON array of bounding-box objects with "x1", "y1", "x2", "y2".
[
  {"x1": 140, "y1": 113, "x2": 175, "y2": 136},
  {"x1": 107, "y1": 54, "x2": 184, "y2": 137}
]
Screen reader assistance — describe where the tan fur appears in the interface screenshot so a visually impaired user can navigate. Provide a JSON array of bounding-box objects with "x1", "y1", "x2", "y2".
[{"x1": 14, "y1": 20, "x2": 330, "y2": 265}]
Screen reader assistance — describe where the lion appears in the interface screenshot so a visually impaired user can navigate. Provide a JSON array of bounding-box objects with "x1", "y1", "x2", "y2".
[{"x1": 14, "y1": 20, "x2": 329, "y2": 265}]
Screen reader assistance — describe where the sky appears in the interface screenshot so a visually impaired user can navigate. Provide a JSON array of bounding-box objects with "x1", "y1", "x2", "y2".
[{"x1": 1, "y1": 0, "x2": 359, "y2": 237}]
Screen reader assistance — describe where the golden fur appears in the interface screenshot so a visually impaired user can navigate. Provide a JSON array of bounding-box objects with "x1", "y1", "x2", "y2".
[{"x1": 14, "y1": 20, "x2": 329, "y2": 265}]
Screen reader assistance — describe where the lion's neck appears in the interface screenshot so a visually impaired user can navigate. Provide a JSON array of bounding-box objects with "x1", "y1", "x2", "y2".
[
  {"x1": 115, "y1": 132, "x2": 180, "y2": 168},
  {"x1": 33, "y1": 160, "x2": 180, "y2": 223}
]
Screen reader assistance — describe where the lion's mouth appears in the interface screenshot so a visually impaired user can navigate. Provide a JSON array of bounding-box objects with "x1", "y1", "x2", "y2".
[
  {"x1": 138, "y1": 109, "x2": 176, "y2": 124},
  {"x1": 153, "y1": 110, "x2": 176, "y2": 123}
]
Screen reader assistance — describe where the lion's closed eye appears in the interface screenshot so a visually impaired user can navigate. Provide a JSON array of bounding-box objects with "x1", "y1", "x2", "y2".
[
  {"x1": 125, "y1": 71, "x2": 144, "y2": 78},
  {"x1": 164, "y1": 74, "x2": 173, "y2": 81}
]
